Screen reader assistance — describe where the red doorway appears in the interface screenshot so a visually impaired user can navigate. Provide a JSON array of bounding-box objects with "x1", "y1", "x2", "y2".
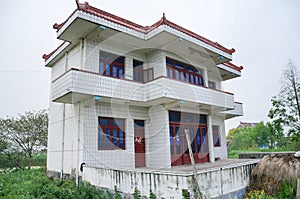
[
  {"x1": 134, "y1": 120, "x2": 145, "y2": 167},
  {"x1": 169, "y1": 111, "x2": 209, "y2": 166}
]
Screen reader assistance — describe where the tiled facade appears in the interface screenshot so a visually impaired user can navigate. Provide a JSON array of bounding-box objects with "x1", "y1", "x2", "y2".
[{"x1": 44, "y1": 1, "x2": 244, "y2": 192}]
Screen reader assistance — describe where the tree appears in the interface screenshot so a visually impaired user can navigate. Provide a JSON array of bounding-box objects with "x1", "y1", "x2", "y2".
[
  {"x1": 268, "y1": 59, "x2": 300, "y2": 150},
  {"x1": 227, "y1": 127, "x2": 258, "y2": 150},
  {"x1": 0, "y1": 110, "x2": 48, "y2": 169}
]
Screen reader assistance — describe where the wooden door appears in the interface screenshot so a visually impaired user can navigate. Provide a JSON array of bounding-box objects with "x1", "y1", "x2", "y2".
[{"x1": 134, "y1": 120, "x2": 145, "y2": 167}]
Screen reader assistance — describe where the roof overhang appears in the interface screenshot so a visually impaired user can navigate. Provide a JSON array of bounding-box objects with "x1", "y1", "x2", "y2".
[{"x1": 45, "y1": 6, "x2": 236, "y2": 67}]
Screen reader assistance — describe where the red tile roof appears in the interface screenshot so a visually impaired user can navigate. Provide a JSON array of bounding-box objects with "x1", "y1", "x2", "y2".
[
  {"x1": 223, "y1": 62, "x2": 244, "y2": 72},
  {"x1": 44, "y1": 1, "x2": 237, "y2": 62},
  {"x1": 42, "y1": 42, "x2": 66, "y2": 61}
]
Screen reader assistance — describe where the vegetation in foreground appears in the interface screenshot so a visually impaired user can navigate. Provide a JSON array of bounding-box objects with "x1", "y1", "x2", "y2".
[
  {"x1": 0, "y1": 168, "x2": 160, "y2": 199},
  {"x1": 0, "y1": 168, "x2": 106, "y2": 199}
]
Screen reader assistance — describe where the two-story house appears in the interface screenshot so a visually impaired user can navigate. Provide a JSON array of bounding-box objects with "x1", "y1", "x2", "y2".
[{"x1": 43, "y1": 1, "x2": 250, "y2": 198}]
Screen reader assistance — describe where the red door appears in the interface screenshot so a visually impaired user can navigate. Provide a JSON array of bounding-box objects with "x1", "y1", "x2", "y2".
[
  {"x1": 170, "y1": 124, "x2": 209, "y2": 166},
  {"x1": 134, "y1": 120, "x2": 145, "y2": 167}
]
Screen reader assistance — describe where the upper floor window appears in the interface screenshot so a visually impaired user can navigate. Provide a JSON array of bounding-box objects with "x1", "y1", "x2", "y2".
[
  {"x1": 133, "y1": 60, "x2": 143, "y2": 82},
  {"x1": 98, "y1": 117, "x2": 126, "y2": 150},
  {"x1": 166, "y1": 57, "x2": 204, "y2": 86},
  {"x1": 99, "y1": 51, "x2": 124, "y2": 79},
  {"x1": 143, "y1": 68, "x2": 154, "y2": 82},
  {"x1": 133, "y1": 59, "x2": 154, "y2": 83},
  {"x1": 208, "y1": 81, "x2": 216, "y2": 89}
]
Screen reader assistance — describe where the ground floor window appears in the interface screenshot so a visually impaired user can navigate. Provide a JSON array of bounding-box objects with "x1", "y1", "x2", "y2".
[
  {"x1": 98, "y1": 117, "x2": 125, "y2": 150},
  {"x1": 212, "y1": 125, "x2": 220, "y2": 147},
  {"x1": 169, "y1": 111, "x2": 209, "y2": 166}
]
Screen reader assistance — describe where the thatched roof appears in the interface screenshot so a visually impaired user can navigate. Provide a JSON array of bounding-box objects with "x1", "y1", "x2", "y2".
[
  {"x1": 249, "y1": 153, "x2": 299, "y2": 196},
  {"x1": 252, "y1": 153, "x2": 300, "y2": 182}
]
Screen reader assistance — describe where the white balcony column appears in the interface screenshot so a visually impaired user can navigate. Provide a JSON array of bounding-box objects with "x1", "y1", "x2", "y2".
[
  {"x1": 80, "y1": 38, "x2": 86, "y2": 69},
  {"x1": 204, "y1": 67, "x2": 209, "y2": 87},
  {"x1": 125, "y1": 56, "x2": 133, "y2": 80},
  {"x1": 207, "y1": 114, "x2": 215, "y2": 163}
]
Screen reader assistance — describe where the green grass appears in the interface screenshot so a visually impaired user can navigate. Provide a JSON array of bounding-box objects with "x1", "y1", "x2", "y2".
[{"x1": 228, "y1": 148, "x2": 294, "y2": 159}]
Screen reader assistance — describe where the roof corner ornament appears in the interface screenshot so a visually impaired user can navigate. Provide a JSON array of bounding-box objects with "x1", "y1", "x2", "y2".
[
  {"x1": 75, "y1": 0, "x2": 80, "y2": 8},
  {"x1": 162, "y1": 12, "x2": 166, "y2": 23},
  {"x1": 53, "y1": 23, "x2": 59, "y2": 30},
  {"x1": 42, "y1": 54, "x2": 48, "y2": 60},
  {"x1": 76, "y1": 0, "x2": 89, "y2": 10}
]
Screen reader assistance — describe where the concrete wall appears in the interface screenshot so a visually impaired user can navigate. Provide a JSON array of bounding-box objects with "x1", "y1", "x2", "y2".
[{"x1": 82, "y1": 161, "x2": 258, "y2": 199}]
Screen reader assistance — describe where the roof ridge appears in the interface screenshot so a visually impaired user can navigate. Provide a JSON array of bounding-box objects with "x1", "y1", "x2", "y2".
[{"x1": 44, "y1": 1, "x2": 237, "y2": 61}]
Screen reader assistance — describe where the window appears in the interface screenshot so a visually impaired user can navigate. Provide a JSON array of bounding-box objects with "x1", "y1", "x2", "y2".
[
  {"x1": 143, "y1": 68, "x2": 154, "y2": 82},
  {"x1": 133, "y1": 60, "x2": 143, "y2": 82},
  {"x1": 208, "y1": 81, "x2": 216, "y2": 89},
  {"x1": 98, "y1": 117, "x2": 125, "y2": 150},
  {"x1": 99, "y1": 51, "x2": 124, "y2": 78},
  {"x1": 166, "y1": 57, "x2": 204, "y2": 86},
  {"x1": 212, "y1": 125, "x2": 220, "y2": 147}
]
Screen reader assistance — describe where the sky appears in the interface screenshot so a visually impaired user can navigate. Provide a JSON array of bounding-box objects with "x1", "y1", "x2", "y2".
[{"x1": 0, "y1": 0, "x2": 299, "y2": 132}]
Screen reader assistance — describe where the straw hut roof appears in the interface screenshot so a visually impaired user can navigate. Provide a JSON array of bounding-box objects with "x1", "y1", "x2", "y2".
[
  {"x1": 249, "y1": 153, "x2": 300, "y2": 196},
  {"x1": 252, "y1": 153, "x2": 300, "y2": 182}
]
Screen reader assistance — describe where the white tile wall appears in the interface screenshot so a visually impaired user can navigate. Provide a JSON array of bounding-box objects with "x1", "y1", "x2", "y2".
[
  {"x1": 146, "y1": 105, "x2": 171, "y2": 169},
  {"x1": 82, "y1": 99, "x2": 150, "y2": 169},
  {"x1": 211, "y1": 115, "x2": 227, "y2": 160}
]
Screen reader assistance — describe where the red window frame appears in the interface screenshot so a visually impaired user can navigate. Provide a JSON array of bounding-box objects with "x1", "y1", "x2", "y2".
[
  {"x1": 98, "y1": 117, "x2": 126, "y2": 150},
  {"x1": 212, "y1": 125, "x2": 220, "y2": 147},
  {"x1": 166, "y1": 57, "x2": 204, "y2": 86},
  {"x1": 99, "y1": 51, "x2": 125, "y2": 79}
]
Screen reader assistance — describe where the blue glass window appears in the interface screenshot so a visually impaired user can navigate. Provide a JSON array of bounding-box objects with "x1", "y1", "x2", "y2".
[
  {"x1": 185, "y1": 73, "x2": 189, "y2": 82},
  {"x1": 120, "y1": 130, "x2": 124, "y2": 149},
  {"x1": 169, "y1": 111, "x2": 181, "y2": 122},
  {"x1": 98, "y1": 117, "x2": 125, "y2": 150},
  {"x1": 199, "y1": 115, "x2": 207, "y2": 124},
  {"x1": 99, "y1": 118, "x2": 109, "y2": 126},
  {"x1": 170, "y1": 127, "x2": 174, "y2": 155},
  {"x1": 99, "y1": 62, "x2": 104, "y2": 74},
  {"x1": 105, "y1": 64, "x2": 110, "y2": 76},
  {"x1": 113, "y1": 129, "x2": 118, "y2": 148},
  {"x1": 112, "y1": 65, "x2": 117, "y2": 77},
  {"x1": 119, "y1": 67, "x2": 123, "y2": 78},
  {"x1": 202, "y1": 128, "x2": 207, "y2": 153},
  {"x1": 190, "y1": 128, "x2": 195, "y2": 153},
  {"x1": 98, "y1": 129, "x2": 103, "y2": 148},
  {"x1": 106, "y1": 129, "x2": 110, "y2": 148},
  {"x1": 176, "y1": 127, "x2": 180, "y2": 154},
  {"x1": 99, "y1": 51, "x2": 124, "y2": 79}
]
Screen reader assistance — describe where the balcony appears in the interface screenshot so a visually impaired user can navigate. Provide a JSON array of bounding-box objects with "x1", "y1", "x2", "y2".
[
  {"x1": 51, "y1": 68, "x2": 242, "y2": 116},
  {"x1": 221, "y1": 102, "x2": 243, "y2": 119}
]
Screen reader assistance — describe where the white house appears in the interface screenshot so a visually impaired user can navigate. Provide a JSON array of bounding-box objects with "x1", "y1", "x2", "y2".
[{"x1": 43, "y1": 1, "x2": 255, "y2": 198}]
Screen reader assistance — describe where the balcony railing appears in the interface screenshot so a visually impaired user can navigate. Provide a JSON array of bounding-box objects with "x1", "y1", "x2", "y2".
[{"x1": 51, "y1": 68, "x2": 241, "y2": 114}]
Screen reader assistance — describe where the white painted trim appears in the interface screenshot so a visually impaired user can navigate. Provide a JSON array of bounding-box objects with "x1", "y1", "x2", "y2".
[
  {"x1": 217, "y1": 64, "x2": 241, "y2": 76},
  {"x1": 45, "y1": 42, "x2": 71, "y2": 66}
]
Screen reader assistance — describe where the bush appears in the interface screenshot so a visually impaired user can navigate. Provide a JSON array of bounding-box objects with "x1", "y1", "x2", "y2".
[{"x1": 245, "y1": 190, "x2": 273, "y2": 199}]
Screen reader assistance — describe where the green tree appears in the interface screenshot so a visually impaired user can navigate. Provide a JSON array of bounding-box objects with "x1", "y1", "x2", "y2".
[
  {"x1": 268, "y1": 59, "x2": 300, "y2": 150},
  {"x1": 227, "y1": 127, "x2": 258, "y2": 150},
  {"x1": 0, "y1": 110, "x2": 48, "y2": 169}
]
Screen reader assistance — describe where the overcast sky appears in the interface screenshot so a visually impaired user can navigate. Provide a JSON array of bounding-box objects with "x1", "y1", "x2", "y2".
[{"x1": 0, "y1": 0, "x2": 299, "y2": 132}]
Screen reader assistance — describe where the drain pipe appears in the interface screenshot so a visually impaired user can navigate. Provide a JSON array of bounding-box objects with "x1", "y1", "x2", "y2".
[
  {"x1": 184, "y1": 129, "x2": 203, "y2": 198},
  {"x1": 61, "y1": 103, "x2": 66, "y2": 182}
]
